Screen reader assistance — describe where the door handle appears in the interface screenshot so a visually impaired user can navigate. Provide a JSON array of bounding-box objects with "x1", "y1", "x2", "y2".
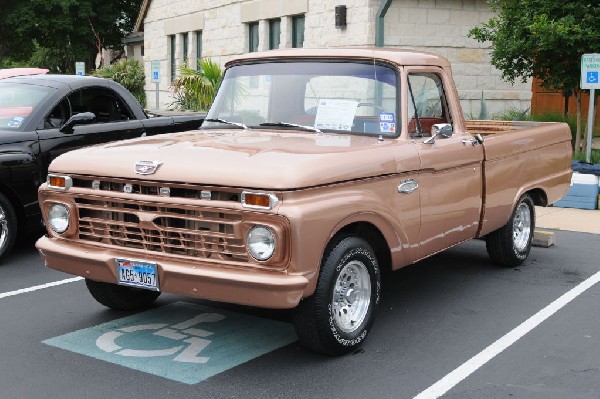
[
  {"x1": 462, "y1": 134, "x2": 484, "y2": 146},
  {"x1": 398, "y1": 179, "x2": 418, "y2": 194}
]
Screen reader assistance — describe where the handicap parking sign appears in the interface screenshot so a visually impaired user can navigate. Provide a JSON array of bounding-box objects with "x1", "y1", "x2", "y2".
[{"x1": 581, "y1": 54, "x2": 600, "y2": 89}]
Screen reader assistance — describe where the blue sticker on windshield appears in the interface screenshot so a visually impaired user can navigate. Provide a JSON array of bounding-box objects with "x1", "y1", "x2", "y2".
[
  {"x1": 379, "y1": 112, "x2": 395, "y2": 133},
  {"x1": 7, "y1": 117, "x2": 22, "y2": 128}
]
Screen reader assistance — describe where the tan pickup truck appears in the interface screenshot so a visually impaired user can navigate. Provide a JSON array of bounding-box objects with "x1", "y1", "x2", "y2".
[{"x1": 36, "y1": 48, "x2": 572, "y2": 355}]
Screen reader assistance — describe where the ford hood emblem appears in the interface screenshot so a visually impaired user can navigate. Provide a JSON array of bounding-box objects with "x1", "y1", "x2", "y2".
[{"x1": 134, "y1": 160, "x2": 163, "y2": 175}]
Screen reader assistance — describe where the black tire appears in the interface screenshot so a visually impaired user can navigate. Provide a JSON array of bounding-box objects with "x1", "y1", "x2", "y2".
[
  {"x1": 85, "y1": 279, "x2": 161, "y2": 310},
  {"x1": 292, "y1": 236, "x2": 381, "y2": 356},
  {"x1": 486, "y1": 194, "x2": 535, "y2": 267},
  {"x1": 0, "y1": 192, "x2": 18, "y2": 262}
]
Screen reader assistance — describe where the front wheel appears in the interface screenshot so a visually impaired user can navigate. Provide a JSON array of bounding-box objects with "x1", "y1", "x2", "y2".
[
  {"x1": 0, "y1": 192, "x2": 17, "y2": 262},
  {"x1": 85, "y1": 279, "x2": 161, "y2": 310},
  {"x1": 292, "y1": 236, "x2": 381, "y2": 356},
  {"x1": 486, "y1": 194, "x2": 535, "y2": 267}
]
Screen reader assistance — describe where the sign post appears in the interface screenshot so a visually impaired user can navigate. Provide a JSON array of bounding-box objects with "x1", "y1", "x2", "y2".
[
  {"x1": 581, "y1": 53, "x2": 600, "y2": 163},
  {"x1": 150, "y1": 60, "x2": 161, "y2": 111},
  {"x1": 75, "y1": 62, "x2": 85, "y2": 76}
]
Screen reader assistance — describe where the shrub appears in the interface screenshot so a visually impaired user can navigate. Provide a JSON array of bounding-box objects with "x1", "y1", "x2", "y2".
[
  {"x1": 94, "y1": 59, "x2": 147, "y2": 108},
  {"x1": 171, "y1": 58, "x2": 223, "y2": 111}
]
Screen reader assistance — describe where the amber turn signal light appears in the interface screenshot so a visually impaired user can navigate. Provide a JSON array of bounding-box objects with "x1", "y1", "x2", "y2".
[
  {"x1": 47, "y1": 175, "x2": 73, "y2": 190},
  {"x1": 241, "y1": 191, "x2": 278, "y2": 210}
]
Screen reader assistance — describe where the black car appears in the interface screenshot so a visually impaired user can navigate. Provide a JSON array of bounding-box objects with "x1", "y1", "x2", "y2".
[{"x1": 0, "y1": 74, "x2": 204, "y2": 260}]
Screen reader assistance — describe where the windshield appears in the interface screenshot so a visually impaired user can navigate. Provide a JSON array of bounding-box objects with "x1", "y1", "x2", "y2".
[
  {"x1": 0, "y1": 83, "x2": 53, "y2": 130},
  {"x1": 203, "y1": 61, "x2": 399, "y2": 137}
]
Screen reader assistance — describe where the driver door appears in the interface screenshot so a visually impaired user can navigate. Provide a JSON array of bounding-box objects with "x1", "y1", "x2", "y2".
[{"x1": 406, "y1": 68, "x2": 484, "y2": 259}]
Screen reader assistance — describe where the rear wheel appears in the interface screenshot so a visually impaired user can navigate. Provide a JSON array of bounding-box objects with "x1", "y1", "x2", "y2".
[
  {"x1": 85, "y1": 279, "x2": 161, "y2": 310},
  {"x1": 486, "y1": 194, "x2": 535, "y2": 267},
  {"x1": 292, "y1": 236, "x2": 381, "y2": 356},
  {"x1": 0, "y1": 193, "x2": 17, "y2": 262}
]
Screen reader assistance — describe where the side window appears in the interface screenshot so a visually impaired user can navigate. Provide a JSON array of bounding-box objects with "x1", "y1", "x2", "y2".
[
  {"x1": 67, "y1": 88, "x2": 133, "y2": 123},
  {"x1": 44, "y1": 98, "x2": 72, "y2": 129},
  {"x1": 407, "y1": 73, "x2": 451, "y2": 137}
]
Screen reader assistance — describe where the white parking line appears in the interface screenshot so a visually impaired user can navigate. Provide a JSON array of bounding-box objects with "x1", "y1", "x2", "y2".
[
  {"x1": 0, "y1": 277, "x2": 84, "y2": 300},
  {"x1": 413, "y1": 270, "x2": 600, "y2": 399}
]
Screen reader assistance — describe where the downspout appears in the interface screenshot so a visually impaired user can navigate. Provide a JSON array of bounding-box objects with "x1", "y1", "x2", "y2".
[{"x1": 375, "y1": 0, "x2": 393, "y2": 47}]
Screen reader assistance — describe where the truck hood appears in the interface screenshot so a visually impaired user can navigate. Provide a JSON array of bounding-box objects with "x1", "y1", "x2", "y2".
[{"x1": 49, "y1": 130, "x2": 409, "y2": 189}]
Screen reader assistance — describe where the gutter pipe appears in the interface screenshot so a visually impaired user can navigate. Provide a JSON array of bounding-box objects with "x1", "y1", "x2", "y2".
[{"x1": 375, "y1": 0, "x2": 393, "y2": 47}]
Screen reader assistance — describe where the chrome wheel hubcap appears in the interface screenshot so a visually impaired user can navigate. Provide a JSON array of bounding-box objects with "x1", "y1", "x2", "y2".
[
  {"x1": 513, "y1": 203, "x2": 531, "y2": 252},
  {"x1": 0, "y1": 208, "x2": 7, "y2": 250},
  {"x1": 332, "y1": 260, "x2": 371, "y2": 333}
]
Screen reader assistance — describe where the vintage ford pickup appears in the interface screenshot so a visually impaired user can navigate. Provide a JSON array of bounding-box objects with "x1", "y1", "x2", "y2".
[{"x1": 36, "y1": 48, "x2": 572, "y2": 355}]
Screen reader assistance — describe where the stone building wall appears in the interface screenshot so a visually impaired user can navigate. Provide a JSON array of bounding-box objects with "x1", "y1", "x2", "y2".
[
  {"x1": 141, "y1": 0, "x2": 531, "y2": 116},
  {"x1": 383, "y1": 0, "x2": 531, "y2": 117}
]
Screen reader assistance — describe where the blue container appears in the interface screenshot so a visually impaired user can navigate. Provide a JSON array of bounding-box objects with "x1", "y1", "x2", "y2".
[{"x1": 554, "y1": 173, "x2": 599, "y2": 210}]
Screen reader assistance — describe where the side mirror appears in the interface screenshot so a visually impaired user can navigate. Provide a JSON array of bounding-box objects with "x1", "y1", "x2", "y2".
[
  {"x1": 423, "y1": 123, "x2": 453, "y2": 144},
  {"x1": 59, "y1": 112, "x2": 96, "y2": 134}
]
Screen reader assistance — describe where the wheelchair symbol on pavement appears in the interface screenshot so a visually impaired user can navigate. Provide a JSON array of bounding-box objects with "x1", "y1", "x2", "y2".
[
  {"x1": 587, "y1": 71, "x2": 599, "y2": 84},
  {"x1": 95, "y1": 312, "x2": 225, "y2": 364}
]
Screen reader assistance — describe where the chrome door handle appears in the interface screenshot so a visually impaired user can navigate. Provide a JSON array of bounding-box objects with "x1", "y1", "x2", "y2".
[{"x1": 398, "y1": 179, "x2": 418, "y2": 194}]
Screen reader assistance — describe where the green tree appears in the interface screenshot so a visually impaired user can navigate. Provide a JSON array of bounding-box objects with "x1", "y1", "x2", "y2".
[
  {"x1": 0, "y1": 0, "x2": 141, "y2": 72},
  {"x1": 469, "y1": 1, "x2": 600, "y2": 151}
]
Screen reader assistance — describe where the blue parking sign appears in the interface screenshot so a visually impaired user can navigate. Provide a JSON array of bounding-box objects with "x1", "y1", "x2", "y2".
[{"x1": 587, "y1": 71, "x2": 599, "y2": 84}]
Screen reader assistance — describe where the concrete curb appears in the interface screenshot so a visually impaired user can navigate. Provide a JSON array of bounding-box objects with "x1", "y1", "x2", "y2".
[{"x1": 532, "y1": 229, "x2": 556, "y2": 248}]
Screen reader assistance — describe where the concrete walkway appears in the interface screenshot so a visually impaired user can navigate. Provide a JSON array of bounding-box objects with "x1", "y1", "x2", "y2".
[{"x1": 536, "y1": 206, "x2": 600, "y2": 235}]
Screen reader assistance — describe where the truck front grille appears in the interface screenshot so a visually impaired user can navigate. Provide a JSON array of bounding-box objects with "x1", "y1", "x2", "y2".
[{"x1": 74, "y1": 196, "x2": 248, "y2": 262}]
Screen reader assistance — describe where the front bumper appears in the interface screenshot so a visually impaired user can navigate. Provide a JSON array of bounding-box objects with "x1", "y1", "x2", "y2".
[{"x1": 36, "y1": 236, "x2": 309, "y2": 309}]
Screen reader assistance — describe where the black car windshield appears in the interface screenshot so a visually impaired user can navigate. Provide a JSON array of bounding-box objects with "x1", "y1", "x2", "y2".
[
  {"x1": 202, "y1": 61, "x2": 399, "y2": 137},
  {"x1": 0, "y1": 83, "x2": 53, "y2": 130}
]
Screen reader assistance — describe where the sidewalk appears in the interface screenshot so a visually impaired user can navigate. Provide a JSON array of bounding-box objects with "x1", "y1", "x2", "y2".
[{"x1": 536, "y1": 206, "x2": 600, "y2": 235}]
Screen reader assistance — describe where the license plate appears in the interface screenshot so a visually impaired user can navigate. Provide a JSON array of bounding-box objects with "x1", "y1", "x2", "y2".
[{"x1": 116, "y1": 258, "x2": 159, "y2": 291}]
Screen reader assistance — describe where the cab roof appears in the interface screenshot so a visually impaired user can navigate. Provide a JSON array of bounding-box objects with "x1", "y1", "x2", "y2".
[{"x1": 226, "y1": 47, "x2": 451, "y2": 69}]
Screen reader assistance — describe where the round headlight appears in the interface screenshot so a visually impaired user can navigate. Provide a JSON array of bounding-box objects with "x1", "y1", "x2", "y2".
[
  {"x1": 247, "y1": 226, "x2": 276, "y2": 261},
  {"x1": 48, "y1": 204, "x2": 70, "y2": 233}
]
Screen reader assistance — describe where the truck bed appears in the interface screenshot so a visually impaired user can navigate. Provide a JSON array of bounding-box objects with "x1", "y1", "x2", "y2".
[{"x1": 465, "y1": 120, "x2": 553, "y2": 136}]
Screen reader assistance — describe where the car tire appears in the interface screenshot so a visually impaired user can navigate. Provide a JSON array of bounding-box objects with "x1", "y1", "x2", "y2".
[
  {"x1": 292, "y1": 236, "x2": 381, "y2": 356},
  {"x1": 85, "y1": 279, "x2": 161, "y2": 311},
  {"x1": 0, "y1": 192, "x2": 18, "y2": 262},
  {"x1": 486, "y1": 193, "x2": 535, "y2": 267}
]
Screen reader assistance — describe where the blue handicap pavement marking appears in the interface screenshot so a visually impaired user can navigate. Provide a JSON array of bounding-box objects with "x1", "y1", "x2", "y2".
[{"x1": 43, "y1": 301, "x2": 297, "y2": 384}]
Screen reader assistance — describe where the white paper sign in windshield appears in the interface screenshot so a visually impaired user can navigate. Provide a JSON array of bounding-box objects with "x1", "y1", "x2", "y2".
[{"x1": 314, "y1": 99, "x2": 358, "y2": 131}]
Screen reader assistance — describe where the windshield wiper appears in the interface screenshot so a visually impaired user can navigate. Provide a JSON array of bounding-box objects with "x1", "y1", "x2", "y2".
[
  {"x1": 258, "y1": 122, "x2": 321, "y2": 133},
  {"x1": 204, "y1": 118, "x2": 248, "y2": 130}
]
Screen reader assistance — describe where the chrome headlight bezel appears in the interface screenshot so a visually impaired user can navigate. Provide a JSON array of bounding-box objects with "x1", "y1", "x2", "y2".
[
  {"x1": 247, "y1": 225, "x2": 276, "y2": 261},
  {"x1": 48, "y1": 203, "x2": 70, "y2": 234}
]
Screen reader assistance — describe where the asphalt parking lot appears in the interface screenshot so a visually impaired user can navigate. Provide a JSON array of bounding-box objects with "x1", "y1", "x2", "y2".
[{"x1": 1, "y1": 230, "x2": 599, "y2": 399}]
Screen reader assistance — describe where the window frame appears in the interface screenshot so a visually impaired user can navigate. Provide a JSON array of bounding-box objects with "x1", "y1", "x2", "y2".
[
  {"x1": 268, "y1": 19, "x2": 281, "y2": 50},
  {"x1": 248, "y1": 22, "x2": 259, "y2": 52},
  {"x1": 292, "y1": 15, "x2": 305, "y2": 48},
  {"x1": 169, "y1": 35, "x2": 176, "y2": 81},
  {"x1": 195, "y1": 31, "x2": 202, "y2": 70}
]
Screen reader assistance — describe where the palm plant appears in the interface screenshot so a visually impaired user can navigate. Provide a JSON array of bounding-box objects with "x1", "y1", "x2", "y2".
[{"x1": 171, "y1": 58, "x2": 223, "y2": 111}]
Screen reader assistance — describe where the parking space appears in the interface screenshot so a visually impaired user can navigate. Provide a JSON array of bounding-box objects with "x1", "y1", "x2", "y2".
[{"x1": 1, "y1": 231, "x2": 599, "y2": 398}]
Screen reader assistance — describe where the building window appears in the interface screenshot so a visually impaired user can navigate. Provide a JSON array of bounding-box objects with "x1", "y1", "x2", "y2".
[
  {"x1": 292, "y1": 15, "x2": 305, "y2": 48},
  {"x1": 182, "y1": 32, "x2": 189, "y2": 63},
  {"x1": 195, "y1": 31, "x2": 202, "y2": 70},
  {"x1": 169, "y1": 35, "x2": 176, "y2": 81},
  {"x1": 269, "y1": 19, "x2": 281, "y2": 50},
  {"x1": 141, "y1": 45, "x2": 144, "y2": 57},
  {"x1": 248, "y1": 22, "x2": 259, "y2": 52}
]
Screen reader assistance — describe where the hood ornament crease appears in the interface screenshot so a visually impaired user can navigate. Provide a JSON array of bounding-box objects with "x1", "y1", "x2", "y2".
[{"x1": 134, "y1": 160, "x2": 163, "y2": 175}]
